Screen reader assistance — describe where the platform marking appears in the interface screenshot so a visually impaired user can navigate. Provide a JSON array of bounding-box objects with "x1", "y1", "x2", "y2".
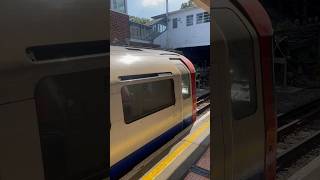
[{"x1": 141, "y1": 118, "x2": 210, "y2": 180}]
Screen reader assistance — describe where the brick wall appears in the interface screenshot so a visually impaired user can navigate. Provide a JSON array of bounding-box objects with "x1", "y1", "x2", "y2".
[{"x1": 110, "y1": 10, "x2": 129, "y2": 45}]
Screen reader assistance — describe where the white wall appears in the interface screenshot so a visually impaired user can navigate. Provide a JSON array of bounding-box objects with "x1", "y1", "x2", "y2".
[{"x1": 154, "y1": 8, "x2": 210, "y2": 49}]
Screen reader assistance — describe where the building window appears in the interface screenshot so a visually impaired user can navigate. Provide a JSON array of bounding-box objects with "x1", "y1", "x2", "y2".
[
  {"x1": 203, "y1": 12, "x2": 210, "y2": 23},
  {"x1": 112, "y1": 0, "x2": 127, "y2": 14},
  {"x1": 186, "y1": 15, "x2": 194, "y2": 26},
  {"x1": 196, "y1": 13, "x2": 203, "y2": 24},
  {"x1": 196, "y1": 12, "x2": 210, "y2": 24},
  {"x1": 121, "y1": 79, "x2": 175, "y2": 124},
  {"x1": 173, "y1": 18, "x2": 178, "y2": 29}
]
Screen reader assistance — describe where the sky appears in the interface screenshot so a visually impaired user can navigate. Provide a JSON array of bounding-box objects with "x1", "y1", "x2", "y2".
[{"x1": 128, "y1": 0, "x2": 189, "y2": 19}]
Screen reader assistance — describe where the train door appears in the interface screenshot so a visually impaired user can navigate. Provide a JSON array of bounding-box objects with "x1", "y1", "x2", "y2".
[
  {"x1": 212, "y1": 0, "x2": 276, "y2": 179},
  {"x1": 174, "y1": 61, "x2": 194, "y2": 126}
]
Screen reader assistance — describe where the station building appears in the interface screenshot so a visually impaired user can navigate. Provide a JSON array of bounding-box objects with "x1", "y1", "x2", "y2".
[
  {"x1": 110, "y1": 0, "x2": 129, "y2": 45},
  {"x1": 152, "y1": 7, "x2": 210, "y2": 87}
]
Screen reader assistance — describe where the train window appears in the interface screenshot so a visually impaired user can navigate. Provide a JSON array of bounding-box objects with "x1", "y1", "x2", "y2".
[
  {"x1": 121, "y1": 79, "x2": 175, "y2": 123},
  {"x1": 35, "y1": 68, "x2": 108, "y2": 180},
  {"x1": 175, "y1": 64, "x2": 191, "y2": 99},
  {"x1": 182, "y1": 73, "x2": 191, "y2": 99},
  {"x1": 215, "y1": 9, "x2": 257, "y2": 120}
]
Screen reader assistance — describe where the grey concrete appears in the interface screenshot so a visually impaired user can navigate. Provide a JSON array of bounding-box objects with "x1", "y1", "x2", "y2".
[{"x1": 289, "y1": 155, "x2": 320, "y2": 180}]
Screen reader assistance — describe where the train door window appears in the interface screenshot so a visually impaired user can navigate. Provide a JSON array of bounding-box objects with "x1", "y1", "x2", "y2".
[
  {"x1": 35, "y1": 69, "x2": 108, "y2": 180},
  {"x1": 176, "y1": 64, "x2": 191, "y2": 99},
  {"x1": 121, "y1": 79, "x2": 175, "y2": 124},
  {"x1": 216, "y1": 9, "x2": 257, "y2": 120},
  {"x1": 181, "y1": 73, "x2": 191, "y2": 99}
]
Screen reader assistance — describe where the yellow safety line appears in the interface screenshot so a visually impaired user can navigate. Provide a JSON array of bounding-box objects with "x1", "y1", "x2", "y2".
[{"x1": 141, "y1": 120, "x2": 210, "y2": 180}]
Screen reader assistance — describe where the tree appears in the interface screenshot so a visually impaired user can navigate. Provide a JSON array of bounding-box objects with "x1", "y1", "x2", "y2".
[
  {"x1": 129, "y1": 16, "x2": 152, "y2": 25},
  {"x1": 181, "y1": 0, "x2": 194, "y2": 9}
]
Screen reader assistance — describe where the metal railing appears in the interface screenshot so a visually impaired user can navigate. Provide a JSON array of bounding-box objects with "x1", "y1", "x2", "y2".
[{"x1": 129, "y1": 21, "x2": 167, "y2": 42}]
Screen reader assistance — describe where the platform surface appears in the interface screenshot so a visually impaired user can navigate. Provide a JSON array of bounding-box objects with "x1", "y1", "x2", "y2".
[
  {"x1": 140, "y1": 112, "x2": 210, "y2": 180},
  {"x1": 289, "y1": 155, "x2": 320, "y2": 180}
]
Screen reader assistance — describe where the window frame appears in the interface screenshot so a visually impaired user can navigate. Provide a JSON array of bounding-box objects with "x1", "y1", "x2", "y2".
[
  {"x1": 172, "y1": 18, "x2": 178, "y2": 29},
  {"x1": 186, "y1": 15, "x2": 194, "y2": 26},
  {"x1": 176, "y1": 64, "x2": 191, "y2": 100},
  {"x1": 181, "y1": 73, "x2": 191, "y2": 99},
  {"x1": 215, "y1": 9, "x2": 257, "y2": 120},
  {"x1": 121, "y1": 79, "x2": 176, "y2": 124},
  {"x1": 34, "y1": 69, "x2": 108, "y2": 180},
  {"x1": 203, "y1": 12, "x2": 210, "y2": 23},
  {"x1": 196, "y1": 13, "x2": 203, "y2": 24},
  {"x1": 111, "y1": 0, "x2": 127, "y2": 14}
]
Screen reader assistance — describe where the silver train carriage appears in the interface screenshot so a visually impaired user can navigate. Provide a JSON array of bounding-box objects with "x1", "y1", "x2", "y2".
[{"x1": 110, "y1": 46, "x2": 197, "y2": 179}]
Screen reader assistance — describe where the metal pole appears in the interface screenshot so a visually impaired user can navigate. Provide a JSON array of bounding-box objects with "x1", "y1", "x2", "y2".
[{"x1": 166, "y1": 0, "x2": 169, "y2": 49}]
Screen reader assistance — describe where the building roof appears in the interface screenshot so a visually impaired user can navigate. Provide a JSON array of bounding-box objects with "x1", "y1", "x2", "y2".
[
  {"x1": 145, "y1": 17, "x2": 166, "y2": 26},
  {"x1": 151, "y1": 7, "x2": 199, "y2": 19}
]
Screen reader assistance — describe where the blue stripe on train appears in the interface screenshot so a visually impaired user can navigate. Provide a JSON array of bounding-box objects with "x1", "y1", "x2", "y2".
[{"x1": 110, "y1": 116, "x2": 193, "y2": 180}]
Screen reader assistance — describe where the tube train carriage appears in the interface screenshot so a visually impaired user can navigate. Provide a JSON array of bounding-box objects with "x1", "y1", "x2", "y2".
[
  {"x1": 209, "y1": 0, "x2": 277, "y2": 179},
  {"x1": 110, "y1": 46, "x2": 197, "y2": 179},
  {"x1": 0, "y1": 0, "x2": 108, "y2": 180}
]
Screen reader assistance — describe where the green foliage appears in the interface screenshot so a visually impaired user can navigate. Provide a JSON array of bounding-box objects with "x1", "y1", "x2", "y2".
[
  {"x1": 181, "y1": 0, "x2": 195, "y2": 9},
  {"x1": 129, "y1": 16, "x2": 152, "y2": 25}
]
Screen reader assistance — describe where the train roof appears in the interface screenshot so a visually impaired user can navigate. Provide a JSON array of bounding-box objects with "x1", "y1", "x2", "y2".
[{"x1": 110, "y1": 46, "x2": 185, "y2": 85}]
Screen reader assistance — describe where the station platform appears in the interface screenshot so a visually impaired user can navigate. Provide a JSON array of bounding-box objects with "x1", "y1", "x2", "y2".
[
  {"x1": 288, "y1": 155, "x2": 320, "y2": 180},
  {"x1": 184, "y1": 147, "x2": 210, "y2": 180},
  {"x1": 122, "y1": 111, "x2": 210, "y2": 180}
]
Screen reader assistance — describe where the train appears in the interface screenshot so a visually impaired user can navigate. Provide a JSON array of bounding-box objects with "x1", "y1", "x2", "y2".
[
  {"x1": 0, "y1": 0, "x2": 281, "y2": 179},
  {"x1": 0, "y1": 0, "x2": 108, "y2": 180},
  {"x1": 110, "y1": 46, "x2": 197, "y2": 179},
  {"x1": 207, "y1": 0, "x2": 277, "y2": 179}
]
